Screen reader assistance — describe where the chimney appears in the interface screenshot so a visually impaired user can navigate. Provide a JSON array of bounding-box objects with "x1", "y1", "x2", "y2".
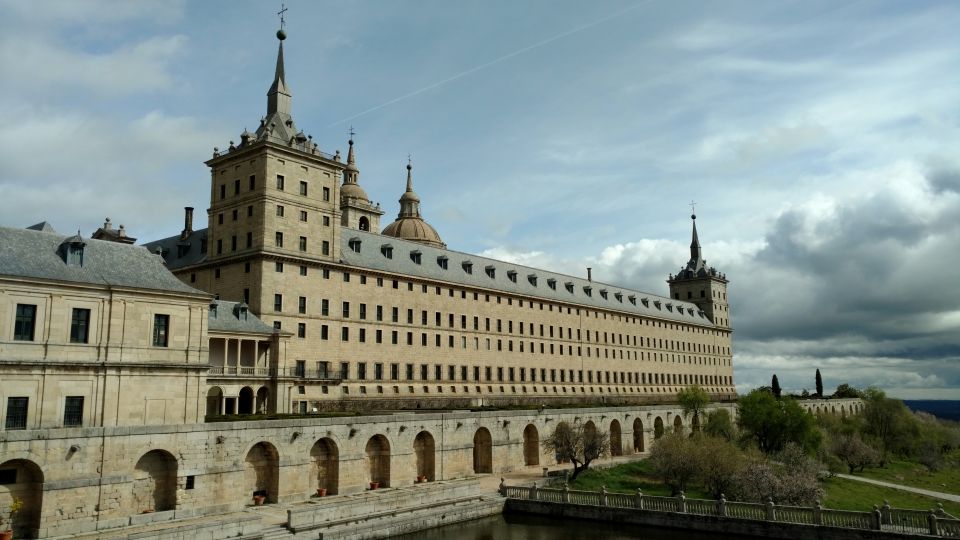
[
  {"x1": 181, "y1": 207, "x2": 194, "y2": 240},
  {"x1": 118, "y1": 224, "x2": 126, "y2": 238},
  {"x1": 103, "y1": 217, "x2": 112, "y2": 230},
  {"x1": 587, "y1": 267, "x2": 592, "y2": 282}
]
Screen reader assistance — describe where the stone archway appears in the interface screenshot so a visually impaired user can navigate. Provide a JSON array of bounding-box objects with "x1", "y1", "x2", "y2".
[
  {"x1": 365, "y1": 435, "x2": 391, "y2": 488},
  {"x1": 255, "y1": 387, "x2": 269, "y2": 414},
  {"x1": 584, "y1": 420, "x2": 597, "y2": 438},
  {"x1": 132, "y1": 450, "x2": 177, "y2": 513},
  {"x1": 206, "y1": 386, "x2": 223, "y2": 416},
  {"x1": 311, "y1": 438, "x2": 339, "y2": 495},
  {"x1": 609, "y1": 420, "x2": 623, "y2": 456},
  {"x1": 673, "y1": 415, "x2": 684, "y2": 434},
  {"x1": 245, "y1": 442, "x2": 279, "y2": 503},
  {"x1": 359, "y1": 216, "x2": 370, "y2": 231},
  {"x1": 413, "y1": 431, "x2": 436, "y2": 482},
  {"x1": 633, "y1": 418, "x2": 645, "y2": 452},
  {"x1": 473, "y1": 427, "x2": 493, "y2": 474},
  {"x1": 522, "y1": 424, "x2": 539, "y2": 466},
  {"x1": 238, "y1": 386, "x2": 255, "y2": 415},
  {"x1": 654, "y1": 417, "x2": 665, "y2": 439},
  {"x1": 0, "y1": 459, "x2": 43, "y2": 539}
]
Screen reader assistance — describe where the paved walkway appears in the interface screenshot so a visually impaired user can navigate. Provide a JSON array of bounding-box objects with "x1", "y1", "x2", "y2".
[{"x1": 834, "y1": 473, "x2": 960, "y2": 503}]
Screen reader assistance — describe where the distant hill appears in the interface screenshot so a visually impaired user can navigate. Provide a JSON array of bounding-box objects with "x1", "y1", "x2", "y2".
[{"x1": 903, "y1": 400, "x2": 960, "y2": 422}]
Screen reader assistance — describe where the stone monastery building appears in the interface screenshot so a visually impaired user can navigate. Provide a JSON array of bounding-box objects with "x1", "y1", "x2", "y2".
[{"x1": 0, "y1": 26, "x2": 735, "y2": 539}]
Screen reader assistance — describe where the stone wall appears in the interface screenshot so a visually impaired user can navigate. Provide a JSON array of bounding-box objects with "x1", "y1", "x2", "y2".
[{"x1": 0, "y1": 402, "x2": 740, "y2": 538}]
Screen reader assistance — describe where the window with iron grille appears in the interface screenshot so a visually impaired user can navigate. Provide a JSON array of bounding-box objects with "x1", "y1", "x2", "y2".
[
  {"x1": 14, "y1": 304, "x2": 36, "y2": 341},
  {"x1": 152, "y1": 314, "x2": 169, "y2": 347},
  {"x1": 70, "y1": 308, "x2": 90, "y2": 344},
  {"x1": 63, "y1": 396, "x2": 84, "y2": 427},
  {"x1": 5, "y1": 397, "x2": 28, "y2": 430}
]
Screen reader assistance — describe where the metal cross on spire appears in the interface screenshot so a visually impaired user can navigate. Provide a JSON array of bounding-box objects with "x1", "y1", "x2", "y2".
[
  {"x1": 689, "y1": 200, "x2": 697, "y2": 217},
  {"x1": 349, "y1": 126, "x2": 356, "y2": 140},
  {"x1": 278, "y1": 3, "x2": 288, "y2": 30}
]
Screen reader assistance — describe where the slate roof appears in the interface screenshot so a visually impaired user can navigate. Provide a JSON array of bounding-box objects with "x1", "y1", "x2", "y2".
[
  {"x1": 0, "y1": 226, "x2": 205, "y2": 296},
  {"x1": 340, "y1": 230, "x2": 716, "y2": 328},
  {"x1": 142, "y1": 229, "x2": 208, "y2": 270},
  {"x1": 208, "y1": 300, "x2": 276, "y2": 335}
]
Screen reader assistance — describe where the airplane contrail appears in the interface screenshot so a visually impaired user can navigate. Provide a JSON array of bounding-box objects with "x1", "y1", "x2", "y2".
[{"x1": 328, "y1": 2, "x2": 650, "y2": 127}]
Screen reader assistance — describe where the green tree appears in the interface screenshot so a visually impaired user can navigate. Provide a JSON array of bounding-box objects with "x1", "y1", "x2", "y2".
[
  {"x1": 771, "y1": 374, "x2": 782, "y2": 399},
  {"x1": 695, "y1": 435, "x2": 745, "y2": 498},
  {"x1": 832, "y1": 383, "x2": 862, "y2": 399},
  {"x1": 648, "y1": 430, "x2": 700, "y2": 494},
  {"x1": 541, "y1": 421, "x2": 609, "y2": 482},
  {"x1": 815, "y1": 369, "x2": 823, "y2": 398},
  {"x1": 704, "y1": 408, "x2": 736, "y2": 441},
  {"x1": 831, "y1": 433, "x2": 879, "y2": 473},
  {"x1": 737, "y1": 389, "x2": 820, "y2": 454},
  {"x1": 677, "y1": 385, "x2": 710, "y2": 432},
  {"x1": 861, "y1": 387, "x2": 909, "y2": 466}
]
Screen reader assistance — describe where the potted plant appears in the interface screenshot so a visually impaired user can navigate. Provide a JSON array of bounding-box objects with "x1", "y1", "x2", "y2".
[
  {"x1": 252, "y1": 491, "x2": 266, "y2": 506},
  {"x1": 369, "y1": 481, "x2": 379, "y2": 490},
  {"x1": 416, "y1": 475, "x2": 427, "y2": 483},
  {"x1": 316, "y1": 487, "x2": 327, "y2": 497},
  {"x1": 1, "y1": 496, "x2": 23, "y2": 540}
]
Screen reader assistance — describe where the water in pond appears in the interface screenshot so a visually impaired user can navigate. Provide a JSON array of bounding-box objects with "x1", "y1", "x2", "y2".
[{"x1": 395, "y1": 512, "x2": 765, "y2": 539}]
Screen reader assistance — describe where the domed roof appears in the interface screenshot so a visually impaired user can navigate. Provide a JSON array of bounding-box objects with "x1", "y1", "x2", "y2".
[
  {"x1": 340, "y1": 138, "x2": 370, "y2": 203},
  {"x1": 341, "y1": 182, "x2": 369, "y2": 202},
  {"x1": 381, "y1": 162, "x2": 445, "y2": 248},
  {"x1": 381, "y1": 217, "x2": 445, "y2": 248}
]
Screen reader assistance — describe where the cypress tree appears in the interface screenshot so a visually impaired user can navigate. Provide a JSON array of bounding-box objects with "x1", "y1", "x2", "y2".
[
  {"x1": 772, "y1": 374, "x2": 782, "y2": 399},
  {"x1": 815, "y1": 369, "x2": 823, "y2": 397}
]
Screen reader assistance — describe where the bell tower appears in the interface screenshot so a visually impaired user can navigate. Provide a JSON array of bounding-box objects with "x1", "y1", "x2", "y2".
[{"x1": 667, "y1": 212, "x2": 730, "y2": 328}]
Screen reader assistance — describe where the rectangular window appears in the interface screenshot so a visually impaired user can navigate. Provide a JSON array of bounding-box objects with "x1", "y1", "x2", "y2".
[
  {"x1": 63, "y1": 396, "x2": 83, "y2": 427},
  {"x1": 376, "y1": 305, "x2": 383, "y2": 321},
  {"x1": 322, "y1": 186, "x2": 330, "y2": 201},
  {"x1": 275, "y1": 232, "x2": 283, "y2": 247},
  {"x1": 300, "y1": 181, "x2": 308, "y2": 196},
  {"x1": 358, "y1": 362, "x2": 367, "y2": 380},
  {"x1": 322, "y1": 241, "x2": 330, "y2": 255},
  {"x1": 406, "y1": 363, "x2": 414, "y2": 380},
  {"x1": 234, "y1": 179, "x2": 240, "y2": 195},
  {"x1": 70, "y1": 308, "x2": 90, "y2": 344},
  {"x1": 249, "y1": 174, "x2": 256, "y2": 190},
  {"x1": 359, "y1": 303, "x2": 367, "y2": 320},
  {"x1": 276, "y1": 204, "x2": 285, "y2": 217},
  {"x1": 298, "y1": 297, "x2": 307, "y2": 314},
  {"x1": 219, "y1": 184, "x2": 226, "y2": 199},
  {"x1": 274, "y1": 294, "x2": 283, "y2": 312},
  {"x1": 246, "y1": 232, "x2": 253, "y2": 248},
  {"x1": 375, "y1": 363, "x2": 383, "y2": 380},
  {"x1": 321, "y1": 299, "x2": 329, "y2": 316},
  {"x1": 276, "y1": 262, "x2": 284, "y2": 272},
  {"x1": 342, "y1": 301, "x2": 350, "y2": 318},
  {"x1": 276, "y1": 174, "x2": 285, "y2": 190},
  {"x1": 321, "y1": 325, "x2": 329, "y2": 340},
  {"x1": 152, "y1": 314, "x2": 169, "y2": 347},
  {"x1": 299, "y1": 210, "x2": 308, "y2": 222},
  {"x1": 341, "y1": 327, "x2": 349, "y2": 341},
  {"x1": 299, "y1": 236, "x2": 307, "y2": 251},
  {"x1": 4, "y1": 397, "x2": 28, "y2": 430}
]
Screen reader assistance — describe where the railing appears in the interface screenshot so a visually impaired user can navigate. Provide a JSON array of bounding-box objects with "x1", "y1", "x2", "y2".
[
  {"x1": 499, "y1": 481, "x2": 957, "y2": 537},
  {"x1": 207, "y1": 366, "x2": 274, "y2": 377},
  {"x1": 283, "y1": 368, "x2": 345, "y2": 381}
]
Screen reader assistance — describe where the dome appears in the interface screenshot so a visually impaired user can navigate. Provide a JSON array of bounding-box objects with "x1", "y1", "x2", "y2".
[
  {"x1": 340, "y1": 182, "x2": 370, "y2": 202},
  {"x1": 382, "y1": 217, "x2": 445, "y2": 248}
]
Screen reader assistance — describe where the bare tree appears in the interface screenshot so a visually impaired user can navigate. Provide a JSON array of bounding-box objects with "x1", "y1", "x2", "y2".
[{"x1": 541, "y1": 421, "x2": 609, "y2": 481}]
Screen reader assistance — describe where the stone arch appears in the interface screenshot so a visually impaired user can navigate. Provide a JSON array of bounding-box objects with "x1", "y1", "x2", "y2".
[
  {"x1": 238, "y1": 386, "x2": 255, "y2": 415},
  {"x1": 132, "y1": 450, "x2": 177, "y2": 513},
  {"x1": 206, "y1": 386, "x2": 223, "y2": 416},
  {"x1": 365, "y1": 435, "x2": 391, "y2": 488},
  {"x1": 832, "y1": 405, "x2": 837, "y2": 414},
  {"x1": 245, "y1": 442, "x2": 279, "y2": 503},
  {"x1": 609, "y1": 420, "x2": 623, "y2": 456},
  {"x1": 584, "y1": 420, "x2": 597, "y2": 438},
  {"x1": 255, "y1": 386, "x2": 269, "y2": 414},
  {"x1": 359, "y1": 216, "x2": 370, "y2": 231},
  {"x1": 473, "y1": 427, "x2": 493, "y2": 474},
  {"x1": 840, "y1": 405, "x2": 847, "y2": 417},
  {"x1": 413, "y1": 431, "x2": 436, "y2": 482},
  {"x1": 654, "y1": 417, "x2": 665, "y2": 439},
  {"x1": 0, "y1": 459, "x2": 43, "y2": 539},
  {"x1": 632, "y1": 418, "x2": 645, "y2": 452},
  {"x1": 673, "y1": 415, "x2": 684, "y2": 434},
  {"x1": 522, "y1": 424, "x2": 539, "y2": 466},
  {"x1": 310, "y1": 438, "x2": 339, "y2": 495}
]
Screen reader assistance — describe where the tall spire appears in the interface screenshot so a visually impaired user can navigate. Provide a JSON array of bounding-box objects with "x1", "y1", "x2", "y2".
[
  {"x1": 267, "y1": 27, "x2": 291, "y2": 116},
  {"x1": 690, "y1": 213, "x2": 702, "y2": 263},
  {"x1": 405, "y1": 159, "x2": 414, "y2": 193}
]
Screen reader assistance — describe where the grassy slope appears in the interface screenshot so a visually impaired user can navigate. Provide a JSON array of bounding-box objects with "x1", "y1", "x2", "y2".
[
  {"x1": 821, "y1": 476, "x2": 960, "y2": 516},
  {"x1": 566, "y1": 460, "x2": 710, "y2": 499},
  {"x1": 850, "y1": 452, "x2": 960, "y2": 495}
]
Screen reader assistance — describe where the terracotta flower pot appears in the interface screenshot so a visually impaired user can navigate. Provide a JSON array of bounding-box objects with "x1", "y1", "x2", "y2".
[
  {"x1": 417, "y1": 475, "x2": 427, "y2": 483},
  {"x1": 316, "y1": 488, "x2": 327, "y2": 497},
  {"x1": 253, "y1": 495, "x2": 266, "y2": 506},
  {"x1": 1, "y1": 530, "x2": 13, "y2": 540},
  {"x1": 369, "y1": 481, "x2": 380, "y2": 490}
]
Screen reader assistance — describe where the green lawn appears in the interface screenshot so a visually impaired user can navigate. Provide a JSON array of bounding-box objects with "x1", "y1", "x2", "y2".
[
  {"x1": 821, "y1": 476, "x2": 960, "y2": 516},
  {"x1": 850, "y1": 453, "x2": 960, "y2": 495},
  {"x1": 565, "y1": 460, "x2": 710, "y2": 499}
]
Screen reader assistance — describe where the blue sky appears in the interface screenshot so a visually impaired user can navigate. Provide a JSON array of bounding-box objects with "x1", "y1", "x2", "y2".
[{"x1": 1, "y1": 0, "x2": 958, "y2": 399}]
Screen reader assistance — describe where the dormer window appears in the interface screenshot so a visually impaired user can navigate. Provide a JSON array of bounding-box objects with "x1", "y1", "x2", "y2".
[
  {"x1": 177, "y1": 243, "x2": 190, "y2": 258},
  {"x1": 599, "y1": 289, "x2": 608, "y2": 300},
  {"x1": 61, "y1": 234, "x2": 86, "y2": 267},
  {"x1": 583, "y1": 286, "x2": 592, "y2": 297},
  {"x1": 485, "y1": 265, "x2": 496, "y2": 279},
  {"x1": 380, "y1": 244, "x2": 393, "y2": 259},
  {"x1": 628, "y1": 295, "x2": 636, "y2": 305},
  {"x1": 209, "y1": 301, "x2": 218, "y2": 318},
  {"x1": 462, "y1": 261, "x2": 473, "y2": 274},
  {"x1": 564, "y1": 281, "x2": 573, "y2": 293},
  {"x1": 687, "y1": 307, "x2": 694, "y2": 315},
  {"x1": 507, "y1": 270, "x2": 517, "y2": 283},
  {"x1": 546, "y1": 278, "x2": 556, "y2": 290},
  {"x1": 437, "y1": 256, "x2": 449, "y2": 270},
  {"x1": 614, "y1": 292, "x2": 623, "y2": 302},
  {"x1": 410, "y1": 250, "x2": 422, "y2": 264},
  {"x1": 653, "y1": 300, "x2": 661, "y2": 309},
  {"x1": 528, "y1": 274, "x2": 538, "y2": 286},
  {"x1": 641, "y1": 298, "x2": 650, "y2": 307},
  {"x1": 665, "y1": 303, "x2": 673, "y2": 312},
  {"x1": 349, "y1": 237, "x2": 362, "y2": 253}
]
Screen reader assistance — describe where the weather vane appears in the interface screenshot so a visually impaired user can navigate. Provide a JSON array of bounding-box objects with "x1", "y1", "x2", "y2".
[
  {"x1": 690, "y1": 200, "x2": 697, "y2": 216},
  {"x1": 349, "y1": 125, "x2": 356, "y2": 140},
  {"x1": 278, "y1": 3, "x2": 288, "y2": 30}
]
